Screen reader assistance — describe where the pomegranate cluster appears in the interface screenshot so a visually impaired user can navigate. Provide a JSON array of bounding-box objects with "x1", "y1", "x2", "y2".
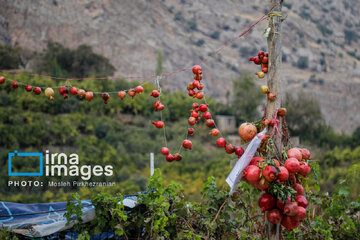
[
  {"x1": 249, "y1": 51, "x2": 269, "y2": 79},
  {"x1": 242, "y1": 147, "x2": 312, "y2": 231}
]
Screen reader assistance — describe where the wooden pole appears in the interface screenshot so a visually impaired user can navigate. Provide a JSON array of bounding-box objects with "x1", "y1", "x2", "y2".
[{"x1": 266, "y1": 0, "x2": 283, "y2": 239}]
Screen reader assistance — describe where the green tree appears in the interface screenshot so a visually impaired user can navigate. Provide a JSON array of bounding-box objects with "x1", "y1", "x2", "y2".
[
  {"x1": 232, "y1": 73, "x2": 262, "y2": 122},
  {"x1": 0, "y1": 44, "x2": 21, "y2": 69}
]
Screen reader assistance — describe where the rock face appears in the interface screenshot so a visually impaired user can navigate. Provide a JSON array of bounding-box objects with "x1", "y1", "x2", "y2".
[{"x1": 0, "y1": 0, "x2": 359, "y2": 133}]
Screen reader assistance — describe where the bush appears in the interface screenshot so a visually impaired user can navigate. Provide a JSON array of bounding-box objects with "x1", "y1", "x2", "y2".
[
  {"x1": 0, "y1": 44, "x2": 21, "y2": 69},
  {"x1": 210, "y1": 31, "x2": 220, "y2": 40},
  {"x1": 296, "y1": 56, "x2": 309, "y2": 69}
]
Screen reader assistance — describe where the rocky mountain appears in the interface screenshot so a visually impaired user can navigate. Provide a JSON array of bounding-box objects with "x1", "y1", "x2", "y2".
[{"x1": 1, "y1": 0, "x2": 359, "y2": 133}]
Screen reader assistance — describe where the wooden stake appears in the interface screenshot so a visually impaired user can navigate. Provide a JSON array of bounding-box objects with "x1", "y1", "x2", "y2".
[{"x1": 266, "y1": 0, "x2": 283, "y2": 239}]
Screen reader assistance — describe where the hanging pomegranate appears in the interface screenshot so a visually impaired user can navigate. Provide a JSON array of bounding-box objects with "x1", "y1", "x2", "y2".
[
  {"x1": 101, "y1": 92, "x2": 110, "y2": 104},
  {"x1": 216, "y1": 138, "x2": 226, "y2": 148},
  {"x1": 70, "y1": 87, "x2": 78, "y2": 95},
  {"x1": 59, "y1": 86, "x2": 69, "y2": 99},
  {"x1": 150, "y1": 90, "x2": 160, "y2": 98},
  {"x1": 235, "y1": 146, "x2": 244, "y2": 157},
  {"x1": 78, "y1": 89, "x2": 86, "y2": 98},
  {"x1": 11, "y1": 81, "x2": 18, "y2": 89},
  {"x1": 33, "y1": 87, "x2": 42, "y2": 95},
  {"x1": 188, "y1": 117, "x2": 196, "y2": 126},
  {"x1": 0, "y1": 76, "x2": 5, "y2": 84},
  {"x1": 188, "y1": 128, "x2": 194, "y2": 135},
  {"x1": 161, "y1": 147, "x2": 170, "y2": 156},
  {"x1": 174, "y1": 153, "x2": 182, "y2": 161},
  {"x1": 192, "y1": 65, "x2": 202, "y2": 75},
  {"x1": 152, "y1": 121, "x2": 164, "y2": 129},
  {"x1": 209, "y1": 128, "x2": 219, "y2": 136},
  {"x1": 238, "y1": 123, "x2": 257, "y2": 142},
  {"x1": 117, "y1": 91, "x2": 127, "y2": 99},
  {"x1": 25, "y1": 85, "x2": 32, "y2": 92},
  {"x1": 199, "y1": 104, "x2": 208, "y2": 112},
  {"x1": 128, "y1": 89, "x2": 136, "y2": 98},
  {"x1": 45, "y1": 88, "x2": 55, "y2": 100},
  {"x1": 135, "y1": 86, "x2": 144, "y2": 94},
  {"x1": 182, "y1": 140, "x2": 192, "y2": 150},
  {"x1": 225, "y1": 144, "x2": 236, "y2": 154},
  {"x1": 201, "y1": 112, "x2": 211, "y2": 119},
  {"x1": 205, "y1": 119, "x2": 215, "y2": 128},
  {"x1": 85, "y1": 91, "x2": 94, "y2": 102},
  {"x1": 166, "y1": 154, "x2": 174, "y2": 162}
]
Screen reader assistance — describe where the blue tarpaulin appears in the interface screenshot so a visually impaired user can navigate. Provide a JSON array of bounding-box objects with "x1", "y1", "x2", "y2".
[{"x1": 0, "y1": 195, "x2": 138, "y2": 239}]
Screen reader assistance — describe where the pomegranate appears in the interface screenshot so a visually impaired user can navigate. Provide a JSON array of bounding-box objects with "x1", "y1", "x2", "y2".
[
  {"x1": 0, "y1": 76, "x2": 5, "y2": 84},
  {"x1": 238, "y1": 123, "x2": 257, "y2": 142},
  {"x1": 205, "y1": 119, "x2": 215, "y2": 128},
  {"x1": 261, "y1": 85, "x2": 269, "y2": 94},
  {"x1": 70, "y1": 87, "x2": 78, "y2": 95},
  {"x1": 192, "y1": 80, "x2": 200, "y2": 89},
  {"x1": 277, "y1": 108, "x2": 287, "y2": 117},
  {"x1": 194, "y1": 74, "x2": 202, "y2": 81},
  {"x1": 150, "y1": 90, "x2": 160, "y2": 98},
  {"x1": 78, "y1": 89, "x2": 86, "y2": 98},
  {"x1": 235, "y1": 146, "x2": 244, "y2": 158},
  {"x1": 256, "y1": 72, "x2": 265, "y2": 78},
  {"x1": 262, "y1": 56, "x2": 269, "y2": 64},
  {"x1": 161, "y1": 147, "x2": 170, "y2": 156},
  {"x1": 59, "y1": 86, "x2": 69, "y2": 99},
  {"x1": 244, "y1": 165, "x2": 261, "y2": 182},
  {"x1": 199, "y1": 104, "x2": 208, "y2": 112},
  {"x1": 273, "y1": 159, "x2": 280, "y2": 167},
  {"x1": 262, "y1": 165, "x2": 278, "y2": 182},
  {"x1": 258, "y1": 193, "x2": 276, "y2": 211},
  {"x1": 192, "y1": 65, "x2": 202, "y2": 74},
  {"x1": 216, "y1": 138, "x2": 226, "y2": 148},
  {"x1": 284, "y1": 202, "x2": 299, "y2": 216},
  {"x1": 281, "y1": 215, "x2": 300, "y2": 230},
  {"x1": 188, "y1": 89, "x2": 195, "y2": 97},
  {"x1": 188, "y1": 128, "x2": 194, "y2": 135},
  {"x1": 44, "y1": 88, "x2": 54, "y2": 100},
  {"x1": 11, "y1": 81, "x2": 18, "y2": 89},
  {"x1": 192, "y1": 102, "x2": 199, "y2": 109},
  {"x1": 156, "y1": 103, "x2": 165, "y2": 111},
  {"x1": 225, "y1": 144, "x2": 235, "y2": 154},
  {"x1": 209, "y1": 128, "x2": 219, "y2": 136},
  {"x1": 295, "y1": 206, "x2": 306, "y2": 220},
  {"x1": 188, "y1": 117, "x2": 196, "y2": 126},
  {"x1": 191, "y1": 110, "x2": 200, "y2": 118},
  {"x1": 174, "y1": 153, "x2": 182, "y2": 161},
  {"x1": 258, "y1": 178, "x2": 269, "y2": 190},
  {"x1": 195, "y1": 91, "x2": 204, "y2": 99},
  {"x1": 262, "y1": 67, "x2": 268, "y2": 73},
  {"x1": 33, "y1": 87, "x2": 42, "y2": 95},
  {"x1": 300, "y1": 148, "x2": 311, "y2": 160},
  {"x1": 166, "y1": 154, "x2": 174, "y2": 162},
  {"x1": 267, "y1": 92, "x2": 276, "y2": 101},
  {"x1": 267, "y1": 209, "x2": 282, "y2": 224},
  {"x1": 152, "y1": 121, "x2": 164, "y2": 129},
  {"x1": 287, "y1": 148, "x2": 302, "y2": 161},
  {"x1": 182, "y1": 140, "x2": 192, "y2": 150},
  {"x1": 249, "y1": 157, "x2": 264, "y2": 166},
  {"x1": 117, "y1": 91, "x2": 126, "y2": 99},
  {"x1": 258, "y1": 51, "x2": 265, "y2": 57},
  {"x1": 135, "y1": 86, "x2": 144, "y2": 94},
  {"x1": 285, "y1": 158, "x2": 300, "y2": 173},
  {"x1": 199, "y1": 83, "x2": 204, "y2": 90},
  {"x1": 128, "y1": 89, "x2": 136, "y2": 98},
  {"x1": 253, "y1": 57, "x2": 262, "y2": 65},
  {"x1": 188, "y1": 82, "x2": 195, "y2": 90},
  {"x1": 85, "y1": 91, "x2": 93, "y2": 102},
  {"x1": 25, "y1": 85, "x2": 32, "y2": 92},
  {"x1": 278, "y1": 166, "x2": 289, "y2": 181},
  {"x1": 295, "y1": 195, "x2": 308, "y2": 208},
  {"x1": 299, "y1": 161, "x2": 311, "y2": 177},
  {"x1": 292, "y1": 183, "x2": 304, "y2": 196},
  {"x1": 277, "y1": 197, "x2": 291, "y2": 211},
  {"x1": 101, "y1": 92, "x2": 110, "y2": 104},
  {"x1": 201, "y1": 112, "x2": 211, "y2": 119}
]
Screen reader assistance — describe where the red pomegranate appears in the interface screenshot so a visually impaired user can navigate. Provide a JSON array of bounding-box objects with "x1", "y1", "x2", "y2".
[
  {"x1": 182, "y1": 140, "x2": 192, "y2": 150},
  {"x1": 258, "y1": 193, "x2": 276, "y2": 211},
  {"x1": 191, "y1": 110, "x2": 200, "y2": 118},
  {"x1": 70, "y1": 87, "x2": 78, "y2": 95},
  {"x1": 188, "y1": 128, "x2": 194, "y2": 135},
  {"x1": 209, "y1": 129, "x2": 219, "y2": 136},
  {"x1": 192, "y1": 80, "x2": 200, "y2": 89},
  {"x1": 205, "y1": 119, "x2": 215, "y2": 128},
  {"x1": 281, "y1": 215, "x2": 301, "y2": 230},
  {"x1": 188, "y1": 117, "x2": 196, "y2": 126},
  {"x1": 292, "y1": 183, "x2": 304, "y2": 196},
  {"x1": 195, "y1": 91, "x2": 204, "y2": 99},
  {"x1": 284, "y1": 202, "x2": 299, "y2": 216},
  {"x1": 235, "y1": 146, "x2": 244, "y2": 158},
  {"x1": 278, "y1": 166, "x2": 289, "y2": 181},
  {"x1": 152, "y1": 121, "x2": 164, "y2": 129},
  {"x1": 25, "y1": 85, "x2": 32, "y2": 92},
  {"x1": 128, "y1": 89, "x2": 136, "y2": 98},
  {"x1": 267, "y1": 209, "x2": 282, "y2": 224},
  {"x1": 174, "y1": 153, "x2": 182, "y2": 161},
  {"x1": 238, "y1": 123, "x2": 257, "y2": 142},
  {"x1": 295, "y1": 195, "x2": 308, "y2": 208},
  {"x1": 192, "y1": 102, "x2": 199, "y2": 109},
  {"x1": 33, "y1": 87, "x2": 42, "y2": 95},
  {"x1": 300, "y1": 148, "x2": 311, "y2": 160},
  {"x1": 101, "y1": 92, "x2": 110, "y2": 104},
  {"x1": 299, "y1": 161, "x2": 311, "y2": 177},
  {"x1": 192, "y1": 65, "x2": 202, "y2": 74},
  {"x1": 166, "y1": 154, "x2": 174, "y2": 162},
  {"x1": 0, "y1": 76, "x2": 5, "y2": 84},
  {"x1": 201, "y1": 112, "x2": 211, "y2": 119},
  {"x1": 216, "y1": 138, "x2": 226, "y2": 148},
  {"x1": 295, "y1": 206, "x2": 306, "y2": 220},
  {"x1": 85, "y1": 92, "x2": 93, "y2": 102},
  {"x1": 244, "y1": 165, "x2": 261, "y2": 182},
  {"x1": 117, "y1": 91, "x2": 127, "y2": 99},
  {"x1": 11, "y1": 81, "x2": 18, "y2": 89},
  {"x1": 277, "y1": 197, "x2": 291, "y2": 211},
  {"x1": 135, "y1": 86, "x2": 144, "y2": 94},
  {"x1": 188, "y1": 89, "x2": 195, "y2": 97},
  {"x1": 285, "y1": 158, "x2": 300, "y2": 173},
  {"x1": 287, "y1": 148, "x2": 302, "y2": 161},
  {"x1": 150, "y1": 90, "x2": 160, "y2": 98},
  {"x1": 262, "y1": 165, "x2": 278, "y2": 182},
  {"x1": 161, "y1": 147, "x2": 170, "y2": 156},
  {"x1": 78, "y1": 89, "x2": 86, "y2": 98},
  {"x1": 258, "y1": 178, "x2": 269, "y2": 191},
  {"x1": 199, "y1": 104, "x2": 208, "y2": 112},
  {"x1": 225, "y1": 144, "x2": 235, "y2": 154},
  {"x1": 249, "y1": 157, "x2": 264, "y2": 166}
]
